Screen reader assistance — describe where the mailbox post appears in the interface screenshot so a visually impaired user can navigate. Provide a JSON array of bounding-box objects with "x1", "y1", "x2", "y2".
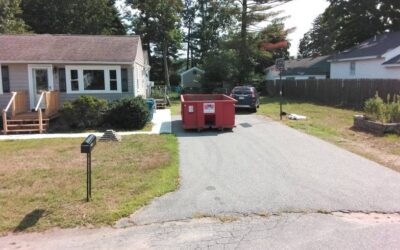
[{"x1": 81, "y1": 135, "x2": 97, "y2": 202}]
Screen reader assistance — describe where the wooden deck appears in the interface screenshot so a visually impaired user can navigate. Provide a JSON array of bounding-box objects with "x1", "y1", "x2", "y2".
[{"x1": 2, "y1": 91, "x2": 60, "y2": 134}]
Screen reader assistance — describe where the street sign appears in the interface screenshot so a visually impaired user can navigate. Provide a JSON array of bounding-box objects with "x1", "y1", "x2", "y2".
[{"x1": 275, "y1": 58, "x2": 285, "y2": 72}]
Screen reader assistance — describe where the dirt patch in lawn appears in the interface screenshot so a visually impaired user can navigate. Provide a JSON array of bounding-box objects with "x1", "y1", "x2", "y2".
[
  {"x1": 0, "y1": 135, "x2": 179, "y2": 234},
  {"x1": 258, "y1": 97, "x2": 400, "y2": 173}
]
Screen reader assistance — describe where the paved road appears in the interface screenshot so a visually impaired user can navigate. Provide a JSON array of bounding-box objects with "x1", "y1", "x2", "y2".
[
  {"x1": 130, "y1": 114, "x2": 400, "y2": 225},
  {"x1": 2, "y1": 213, "x2": 400, "y2": 250}
]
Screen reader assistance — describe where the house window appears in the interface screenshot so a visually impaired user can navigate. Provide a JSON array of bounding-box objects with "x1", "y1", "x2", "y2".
[
  {"x1": 58, "y1": 68, "x2": 66, "y2": 92},
  {"x1": 65, "y1": 66, "x2": 121, "y2": 93},
  {"x1": 110, "y1": 70, "x2": 117, "y2": 91},
  {"x1": 83, "y1": 70, "x2": 105, "y2": 90},
  {"x1": 0, "y1": 65, "x2": 10, "y2": 94},
  {"x1": 71, "y1": 70, "x2": 79, "y2": 91},
  {"x1": 350, "y1": 61, "x2": 356, "y2": 75},
  {"x1": 121, "y1": 68, "x2": 128, "y2": 92}
]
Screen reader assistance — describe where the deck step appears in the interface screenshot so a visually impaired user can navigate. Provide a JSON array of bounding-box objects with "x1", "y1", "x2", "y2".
[
  {"x1": 7, "y1": 119, "x2": 50, "y2": 122},
  {"x1": 2, "y1": 129, "x2": 47, "y2": 134},
  {"x1": 7, "y1": 124, "x2": 48, "y2": 128}
]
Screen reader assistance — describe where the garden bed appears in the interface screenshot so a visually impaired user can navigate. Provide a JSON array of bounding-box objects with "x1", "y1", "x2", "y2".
[{"x1": 353, "y1": 115, "x2": 400, "y2": 135}]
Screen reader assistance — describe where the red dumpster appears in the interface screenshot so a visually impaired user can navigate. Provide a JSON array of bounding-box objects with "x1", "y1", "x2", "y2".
[{"x1": 181, "y1": 94, "x2": 237, "y2": 130}]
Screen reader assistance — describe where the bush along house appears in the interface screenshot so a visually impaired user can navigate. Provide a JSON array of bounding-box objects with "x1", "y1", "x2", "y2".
[{"x1": 0, "y1": 34, "x2": 151, "y2": 134}]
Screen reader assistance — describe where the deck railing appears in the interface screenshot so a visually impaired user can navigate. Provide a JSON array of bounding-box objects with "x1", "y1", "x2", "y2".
[
  {"x1": 35, "y1": 92, "x2": 45, "y2": 133},
  {"x1": 2, "y1": 91, "x2": 29, "y2": 134},
  {"x1": 35, "y1": 91, "x2": 60, "y2": 133},
  {"x1": 44, "y1": 91, "x2": 60, "y2": 117}
]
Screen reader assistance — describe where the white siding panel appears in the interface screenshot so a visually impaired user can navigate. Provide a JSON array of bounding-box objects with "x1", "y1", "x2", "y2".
[{"x1": 331, "y1": 59, "x2": 400, "y2": 79}]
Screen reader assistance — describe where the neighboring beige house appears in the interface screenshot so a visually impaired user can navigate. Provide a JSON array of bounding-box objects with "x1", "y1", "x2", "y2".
[
  {"x1": 0, "y1": 34, "x2": 150, "y2": 134},
  {"x1": 180, "y1": 67, "x2": 204, "y2": 89}
]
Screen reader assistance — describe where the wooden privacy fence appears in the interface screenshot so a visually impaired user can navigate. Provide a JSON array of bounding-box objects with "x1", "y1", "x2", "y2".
[{"x1": 265, "y1": 79, "x2": 400, "y2": 109}]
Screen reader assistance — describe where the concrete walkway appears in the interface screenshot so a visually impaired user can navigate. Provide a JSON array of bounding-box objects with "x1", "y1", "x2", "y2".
[{"x1": 0, "y1": 109, "x2": 171, "y2": 140}]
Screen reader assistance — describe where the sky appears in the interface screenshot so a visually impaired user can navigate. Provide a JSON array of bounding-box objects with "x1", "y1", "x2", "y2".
[
  {"x1": 274, "y1": 0, "x2": 330, "y2": 56},
  {"x1": 117, "y1": 0, "x2": 330, "y2": 57}
]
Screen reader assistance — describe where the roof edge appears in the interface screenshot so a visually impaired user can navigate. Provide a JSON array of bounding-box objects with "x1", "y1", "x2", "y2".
[
  {"x1": 329, "y1": 55, "x2": 380, "y2": 62},
  {"x1": 0, "y1": 60, "x2": 135, "y2": 65}
]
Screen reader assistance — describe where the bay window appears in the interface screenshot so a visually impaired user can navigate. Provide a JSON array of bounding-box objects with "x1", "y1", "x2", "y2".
[{"x1": 65, "y1": 66, "x2": 121, "y2": 93}]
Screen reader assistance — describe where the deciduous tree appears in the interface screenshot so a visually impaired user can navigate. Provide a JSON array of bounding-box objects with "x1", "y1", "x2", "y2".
[
  {"x1": 20, "y1": 0, "x2": 125, "y2": 35},
  {"x1": 299, "y1": 0, "x2": 400, "y2": 57},
  {"x1": 0, "y1": 0, "x2": 27, "y2": 34}
]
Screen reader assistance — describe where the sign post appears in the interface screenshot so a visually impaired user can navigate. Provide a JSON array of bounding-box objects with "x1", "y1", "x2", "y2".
[
  {"x1": 275, "y1": 58, "x2": 286, "y2": 120},
  {"x1": 81, "y1": 135, "x2": 97, "y2": 202}
]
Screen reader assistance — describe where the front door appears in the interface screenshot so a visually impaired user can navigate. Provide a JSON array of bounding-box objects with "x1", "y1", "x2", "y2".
[{"x1": 28, "y1": 65, "x2": 53, "y2": 109}]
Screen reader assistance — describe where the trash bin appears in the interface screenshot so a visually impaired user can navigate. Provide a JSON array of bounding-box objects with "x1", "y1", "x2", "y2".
[
  {"x1": 146, "y1": 98, "x2": 155, "y2": 120},
  {"x1": 181, "y1": 94, "x2": 237, "y2": 130}
]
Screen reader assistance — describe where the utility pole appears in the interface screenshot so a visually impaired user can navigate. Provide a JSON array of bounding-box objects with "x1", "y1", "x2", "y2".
[{"x1": 276, "y1": 58, "x2": 285, "y2": 120}]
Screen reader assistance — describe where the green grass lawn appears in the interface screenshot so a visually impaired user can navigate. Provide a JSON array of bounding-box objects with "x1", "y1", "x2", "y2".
[
  {"x1": 0, "y1": 135, "x2": 179, "y2": 234},
  {"x1": 168, "y1": 92, "x2": 181, "y2": 116},
  {"x1": 258, "y1": 97, "x2": 400, "y2": 172},
  {"x1": 170, "y1": 100, "x2": 181, "y2": 116}
]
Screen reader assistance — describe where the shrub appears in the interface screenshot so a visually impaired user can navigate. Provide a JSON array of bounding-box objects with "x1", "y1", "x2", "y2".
[
  {"x1": 59, "y1": 96, "x2": 108, "y2": 129},
  {"x1": 364, "y1": 93, "x2": 387, "y2": 123},
  {"x1": 151, "y1": 87, "x2": 166, "y2": 99},
  {"x1": 106, "y1": 96, "x2": 149, "y2": 129},
  {"x1": 388, "y1": 95, "x2": 400, "y2": 123}
]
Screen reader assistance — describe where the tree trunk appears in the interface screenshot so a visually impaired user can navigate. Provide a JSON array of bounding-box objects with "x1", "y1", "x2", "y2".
[
  {"x1": 239, "y1": 0, "x2": 248, "y2": 85},
  {"x1": 144, "y1": 16, "x2": 151, "y2": 65},
  {"x1": 163, "y1": 41, "x2": 170, "y2": 87},
  {"x1": 186, "y1": 18, "x2": 191, "y2": 70},
  {"x1": 199, "y1": 0, "x2": 207, "y2": 61}
]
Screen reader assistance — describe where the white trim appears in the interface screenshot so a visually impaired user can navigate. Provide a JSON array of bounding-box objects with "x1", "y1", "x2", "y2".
[
  {"x1": 0, "y1": 64, "x2": 3, "y2": 95},
  {"x1": 383, "y1": 64, "x2": 400, "y2": 67},
  {"x1": 0, "y1": 60, "x2": 135, "y2": 65},
  {"x1": 28, "y1": 64, "x2": 54, "y2": 109},
  {"x1": 329, "y1": 56, "x2": 379, "y2": 62},
  {"x1": 180, "y1": 67, "x2": 205, "y2": 76},
  {"x1": 65, "y1": 65, "x2": 122, "y2": 94}
]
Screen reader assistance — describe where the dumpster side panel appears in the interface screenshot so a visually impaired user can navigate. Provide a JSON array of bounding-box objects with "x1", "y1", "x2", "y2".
[
  {"x1": 214, "y1": 101, "x2": 235, "y2": 129},
  {"x1": 181, "y1": 94, "x2": 236, "y2": 130},
  {"x1": 182, "y1": 101, "x2": 204, "y2": 129}
]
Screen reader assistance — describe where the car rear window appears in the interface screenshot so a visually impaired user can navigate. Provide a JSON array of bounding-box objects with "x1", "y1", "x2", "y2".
[{"x1": 233, "y1": 87, "x2": 252, "y2": 94}]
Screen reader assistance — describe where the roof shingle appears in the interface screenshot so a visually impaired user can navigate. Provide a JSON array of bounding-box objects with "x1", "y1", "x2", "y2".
[
  {"x1": 333, "y1": 32, "x2": 400, "y2": 61},
  {"x1": 0, "y1": 34, "x2": 140, "y2": 63}
]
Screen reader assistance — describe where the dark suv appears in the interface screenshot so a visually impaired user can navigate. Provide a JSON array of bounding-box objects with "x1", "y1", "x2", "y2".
[{"x1": 230, "y1": 86, "x2": 260, "y2": 112}]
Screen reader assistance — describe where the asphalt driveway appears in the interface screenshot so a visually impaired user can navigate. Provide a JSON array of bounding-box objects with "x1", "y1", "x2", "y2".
[{"x1": 130, "y1": 114, "x2": 400, "y2": 225}]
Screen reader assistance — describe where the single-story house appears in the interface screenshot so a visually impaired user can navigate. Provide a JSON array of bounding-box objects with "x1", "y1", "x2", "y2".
[
  {"x1": 0, "y1": 34, "x2": 150, "y2": 133},
  {"x1": 180, "y1": 67, "x2": 204, "y2": 89},
  {"x1": 330, "y1": 31, "x2": 400, "y2": 79},
  {"x1": 265, "y1": 55, "x2": 331, "y2": 80}
]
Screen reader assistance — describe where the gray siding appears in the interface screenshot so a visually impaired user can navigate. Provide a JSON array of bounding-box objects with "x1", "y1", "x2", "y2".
[
  {"x1": 181, "y1": 70, "x2": 203, "y2": 88},
  {"x1": 0, "y1": 64, "x2": 29, "y2": 108},
  {"x1": 1, "y1": 63, "x2": 136, "y2": 109},
  {"x1": 57, "y1": 64, "x2": 135, "y2": 104}
]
